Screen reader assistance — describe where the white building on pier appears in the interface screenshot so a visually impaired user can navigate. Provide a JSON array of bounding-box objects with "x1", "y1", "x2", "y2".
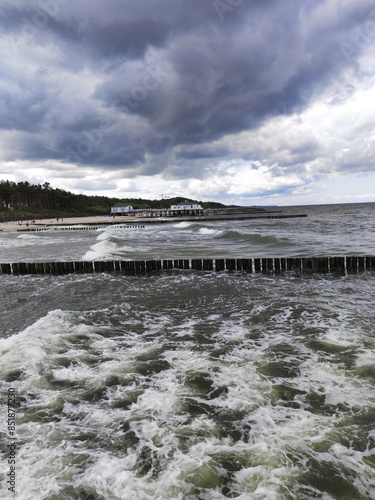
[{"x1": 110, "y1": 203, "x2": 203, "y2": 217}]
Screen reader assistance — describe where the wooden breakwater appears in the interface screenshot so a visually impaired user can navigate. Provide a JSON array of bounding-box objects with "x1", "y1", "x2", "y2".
[
  {"x1": 1, "y1": 256, "x2": 374, "y2": 275},
  {"x1": 17, "y1": 225, "x2": 146, "y2": 232},
  {"x1": 133, "y1": 214, "x2": 308, "y2": 223},
  {"x1": 15, "y1": 213, "x2": 307, "y2": 232}
]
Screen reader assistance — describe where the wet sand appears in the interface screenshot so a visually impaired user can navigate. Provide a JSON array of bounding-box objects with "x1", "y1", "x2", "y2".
[{"x1": 0, "y1": 215, "x2": 131, "y2": 232}]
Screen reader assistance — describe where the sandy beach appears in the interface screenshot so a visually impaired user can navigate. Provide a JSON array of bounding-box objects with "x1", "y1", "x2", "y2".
[{"x1": 0, "y1": 215, "x2": 132, "y2": 232}]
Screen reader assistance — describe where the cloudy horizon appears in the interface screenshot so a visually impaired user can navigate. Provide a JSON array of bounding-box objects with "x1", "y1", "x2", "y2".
[{"x1": 1, "y1": 0, "x2": 375, "y2": 206}]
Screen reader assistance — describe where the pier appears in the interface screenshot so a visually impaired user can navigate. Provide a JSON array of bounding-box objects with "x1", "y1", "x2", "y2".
[{"x1": 1, "y1": 256, "x2": 374, "y2": 275}]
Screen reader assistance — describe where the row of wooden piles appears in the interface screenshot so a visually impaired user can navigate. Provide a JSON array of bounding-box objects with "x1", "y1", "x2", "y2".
[{"x1": 0, "y1": 256, "x2": 374, "y2": 275}]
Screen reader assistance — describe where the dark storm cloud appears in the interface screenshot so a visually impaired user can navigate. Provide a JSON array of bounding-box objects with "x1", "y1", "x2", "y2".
[
  {"x1": 176, "y1": 144, "x2": 230, "y2": 160},
  {"x1": 1, "y1": 0, "x2": 375, "y2": 177}
]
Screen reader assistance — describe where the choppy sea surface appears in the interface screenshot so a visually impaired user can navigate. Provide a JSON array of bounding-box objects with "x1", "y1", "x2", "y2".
[{"x1": 1, "y1": 203, "x2": 375, "y2": 499}]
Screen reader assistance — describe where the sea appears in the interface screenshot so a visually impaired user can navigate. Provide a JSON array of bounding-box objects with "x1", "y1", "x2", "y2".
[{"x1": 0, "y1": 202, "x2": 374, "y2": 500}]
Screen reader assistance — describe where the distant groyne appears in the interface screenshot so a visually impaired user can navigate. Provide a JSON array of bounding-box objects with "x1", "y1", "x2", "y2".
[
  {"x1": 16, "y1": 225, "x2": 146, "y2": 232},
  {"x1": 1, "y1": 256, "x2": 374, "y2": 275},
  {"x1": 13, "y1": 213, "x2": 307, "y2": 232}
]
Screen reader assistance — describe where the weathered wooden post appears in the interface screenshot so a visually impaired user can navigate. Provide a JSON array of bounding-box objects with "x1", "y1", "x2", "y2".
[
  {"x1": 329, "y1": 256, "x2": 345, "y2": 273},
  {"x1": 303, "y1": 257, "x2": 328, "y2": 273},
  {"x1": 346, "y1": 256, "x2": 357, "y2": 273},
  {"x1": 55, "y1": 262, "x2": 63, "y2": 274},
  {"x1": 203, "y1": 259, "x2": 213, "y2": 270},
  {"x1": 0, "y1": 263, "x2": 12, "y2": 274},
  {"x1": 19, "y1": 263, "x2": 28, "y2": 274},
  {"x1": 215, "y1": 259, "x2": 225, "y2": 271},
  {"x1": 56, "y1": 262, "x2": 65, "y2": 274},
  {"x1": 303, "y1": 258, "x2": 313, "y2": 273},
  {"x1": 121, "y1": 261, "x2": 133, "y2": 275},
  {"x1": 163, "y1": 259, "x2": 173, "y2": 270},
  {"x1": 237, "y1": 258, "x2": 252, "y2": 272},
  {"x1": 42, "y1": 262, "x2": 51, "y2": 274},
  {"x1": 25, "y1": 262, "x2": 36, "y2": 274},
  {"x1": 191, "y1": 259, "x2": 202, "y2": 270},
  {"x1": 62, "y1": 262, "x2": 74, "y2": 273},
  {"x1": 94, "y1": 261, "x2": 104, "y2": 273},
  {"x1": 244, "y1": 258, "x2": 253, "y2": 272},
  {"x1": 47, "y1": 262, "x2": 55, "y2": 274},
  {"x1": 103, "y1": 261, "x2": 114, "y2": 273},
  {"x1": 34, "y1": 262, "x2": 44, "y2": 274},
  {"x1": 146, "y1": 260, "x2": 154, "y2": 273},
  {"x1": 81, "y1": 262, "x2": 92, "y2": 273},
  {"x1": 134, "y1": 260, "x2": 146, "y2": 274},
  {"x1": 358, "y1": 257, "x2": 365, "y2": 271},
  {"x1": 289, "y1": 258, "x2": 302, "y2": 273},
  {"x1": 12, "y1": 263, "x2": 20, "y2": 274},
  {"x1": 127, "y1": 261, "x2": 136, "y2": 274},
  {"x1": 274, "y1": 258, "x2": 281, "y2": 273},
  {"x1": 254, "y1": 258, "x2": 261, "y2": 272},
  {"x1": 225, "y1": 259, "x2": 236, "y2": 271},
  {"x1": 74, "y1": 261, "x2": 85, "y2": 273}
]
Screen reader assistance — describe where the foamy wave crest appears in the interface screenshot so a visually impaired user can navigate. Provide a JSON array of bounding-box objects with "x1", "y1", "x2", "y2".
[
  {"x1": 198, "y1": 227, "x2": 224, "y2": 236},
  {"x1": 16, "y1": 233, "x2": 42, "y2": 240},
  {"x1": 173, "y1": 221, "x2": 193, "y2": 228},
  {"x1": 96, "y1": 228, "x2": 111, "y2": 240},
  {"x1": 82, "y1": 238, "x2": 119, "y2": 260}
]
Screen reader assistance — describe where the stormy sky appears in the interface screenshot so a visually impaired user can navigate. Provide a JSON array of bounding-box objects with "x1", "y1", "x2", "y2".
[{"x1": 1, "y1": 0, "x2": 375, "y2": 205}]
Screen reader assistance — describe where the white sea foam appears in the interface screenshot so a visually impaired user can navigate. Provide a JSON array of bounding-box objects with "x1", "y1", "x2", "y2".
[
  {"x1": 198, "y1": 227, "x2": 224, "y2": 236},
  {"x1": 1, "y1": 269, "x2": 375, "y2": 498},
  {"x1": 96, "y1": 229, "x2": 113, "y2": 241},
  {"x1": 173, "y1": 221, "x2": 192, "y2": 228},
  {"x1": 82, "y1": 239, "x2": 119, "y2": 260},
  {"x1": 16, "y1": 233, "x2": 41, "y2": 239}
]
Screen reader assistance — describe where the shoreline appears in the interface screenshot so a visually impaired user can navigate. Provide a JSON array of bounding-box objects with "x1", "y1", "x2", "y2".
[{"x1": 0, "y1": 215, "x2": 122, "y2": 232}]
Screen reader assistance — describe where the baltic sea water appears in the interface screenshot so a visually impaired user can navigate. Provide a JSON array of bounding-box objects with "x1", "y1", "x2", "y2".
[{"x1": 0, "y1": 203, "x2": 374, "y2": 499}]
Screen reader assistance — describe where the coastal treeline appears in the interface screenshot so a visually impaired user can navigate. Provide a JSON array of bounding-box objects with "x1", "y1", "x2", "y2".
[{"x1": 0, "y1": 180, "x2": 223, "y2": 220}]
